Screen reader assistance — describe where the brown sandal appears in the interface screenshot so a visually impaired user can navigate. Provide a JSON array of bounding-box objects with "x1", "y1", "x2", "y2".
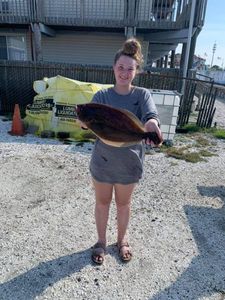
[
  {"x1": 91, "y1": 242, "x2": 106, "y2": 265},
  {"x1": 117, "y1": 242, "x2": 132, "y2": 262}
]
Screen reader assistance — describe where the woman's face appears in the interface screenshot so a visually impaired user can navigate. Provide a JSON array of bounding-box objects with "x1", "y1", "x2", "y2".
[{"x1": 113, "y1": 55, "x2": 137, "y2": 87}]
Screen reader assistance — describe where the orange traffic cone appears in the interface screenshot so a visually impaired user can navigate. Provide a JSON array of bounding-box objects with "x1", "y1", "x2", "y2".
[{"x1": 8, "y1": 104, "x2": 25, "y2": 136}]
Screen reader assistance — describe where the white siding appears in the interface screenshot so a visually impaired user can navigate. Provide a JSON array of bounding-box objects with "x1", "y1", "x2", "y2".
[
  {"x1": 42, "y1": 32, "x2": 148, "y2": 66},
  {"x1": 0, "y1": 28, "x2": 149, "y2": 66}
]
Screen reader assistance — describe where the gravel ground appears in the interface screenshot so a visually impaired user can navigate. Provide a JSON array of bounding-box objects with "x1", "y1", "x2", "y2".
[{"x1": 0, "y1": 106, "x2": 225, "y2": 300}]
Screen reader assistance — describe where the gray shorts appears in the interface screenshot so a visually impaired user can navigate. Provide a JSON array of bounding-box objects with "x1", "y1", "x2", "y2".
[{"x1": 89, "y1": 139, "x2": 144, "y2": 185}]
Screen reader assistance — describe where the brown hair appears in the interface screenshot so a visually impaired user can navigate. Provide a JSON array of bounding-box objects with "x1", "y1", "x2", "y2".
[{"x1": 114, "y1": 38, "x2": 144, "y2": 70}]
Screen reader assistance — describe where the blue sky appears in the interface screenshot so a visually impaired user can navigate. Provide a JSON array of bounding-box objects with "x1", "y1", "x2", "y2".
[{"x1": 194, "y1": 0, "x2": 225, "y2": 67}]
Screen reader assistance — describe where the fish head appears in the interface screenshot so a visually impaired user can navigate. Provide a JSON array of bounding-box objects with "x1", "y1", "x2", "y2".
[{"x1": 75, "y1": 104, "x2": 96, "y2": 122}]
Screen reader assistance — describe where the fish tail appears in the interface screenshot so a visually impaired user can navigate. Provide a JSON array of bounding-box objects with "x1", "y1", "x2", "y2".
[{"x1": 142, "y1": 132, "x2": 162, "y2": 145}]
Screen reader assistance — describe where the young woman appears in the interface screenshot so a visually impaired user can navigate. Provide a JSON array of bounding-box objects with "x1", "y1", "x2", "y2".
[{"x1": 88, "y1": 38, "x2": 162, "y2": 264}]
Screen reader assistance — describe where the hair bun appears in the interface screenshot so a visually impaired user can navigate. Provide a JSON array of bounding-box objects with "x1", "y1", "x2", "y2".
[
  {"x1": 113, "y1": 38, "x2": 144, "y2": 69},
  {"x1": 123, "y1": 39, "x2": 139, "y2": 56},
  {"x1": 122, "y1": 38, "x2": 143, "y2": 67}
]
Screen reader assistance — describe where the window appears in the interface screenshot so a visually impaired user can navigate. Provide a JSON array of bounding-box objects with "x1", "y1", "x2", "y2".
[
  {"x1": 0, "y1": 36, "x2": 27, "y2": 60},
  {"x1": 0, "y1": 1, "x2": 10, "y2": 13}
]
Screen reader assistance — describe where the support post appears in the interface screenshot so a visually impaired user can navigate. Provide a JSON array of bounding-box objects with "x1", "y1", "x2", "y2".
[
  {"x1": 33, "y1": 23, "x2": 42, "y2": 62},
  {"x1": 125, "y1": 26, "x2": 136, "y2": 39},
  {"x1": 180, "y1": 43, "x2": 187, "y2": 70},
  {"x1": 170, "y1": 50, "x2": 175, "y2": 68},
  {"x1": 164, "y1": 55, "x2": 168, "y2": 68},
  {"x1": 188, "y1": 29, "x2": 199, "y2": 70}
]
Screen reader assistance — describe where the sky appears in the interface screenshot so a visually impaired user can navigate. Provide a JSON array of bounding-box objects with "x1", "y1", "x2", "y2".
[{"x1": 194, "y1": 0, "x2": 225, "y2": 67}]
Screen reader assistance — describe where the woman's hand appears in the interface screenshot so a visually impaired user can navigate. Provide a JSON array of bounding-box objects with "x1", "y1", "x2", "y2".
[{"x1": 144, "y1": 119, "x2": 163, "y2": 146}]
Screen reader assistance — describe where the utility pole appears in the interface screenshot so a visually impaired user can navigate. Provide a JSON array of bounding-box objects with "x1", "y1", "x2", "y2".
[{"x1": 210, "y1": 42, "x2": 217, "y2": 68}]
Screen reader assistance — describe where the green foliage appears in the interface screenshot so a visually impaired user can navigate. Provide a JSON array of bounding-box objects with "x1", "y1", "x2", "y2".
[
  {"x1": 182, "y1": 124, "x2": 202, "y2": 132},
  {"x1": 211, "y1": 129, "x2": 225, "y2": 139},
  {"x1": 180, "y1": 125, "x2": 225, "y2": 140},
  {"x1": 195, "y1": 136, "x2": 210, "y2": 147},
  {"x1": 210, "y1": 65, "x2": 222, "y2": 71},
  {"x1": 165, "y1": 147, "x2": 205, "y2": 163},
  {"x1": 163, "y1": 133, "x2": 217, "y2": 163},
  {"x1": 199, "y1": 150, "x2": 216, "y2": 157}
]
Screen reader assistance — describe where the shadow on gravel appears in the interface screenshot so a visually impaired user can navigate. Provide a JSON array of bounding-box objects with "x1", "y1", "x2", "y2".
[
  {"x1": 150, "y1": 185, "x2": 225, "y2": 299},
  {"x1": 0, "y1": 248, "x2": 91, "y2": 300}
]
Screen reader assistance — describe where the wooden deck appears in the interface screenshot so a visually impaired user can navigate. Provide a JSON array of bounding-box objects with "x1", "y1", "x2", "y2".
[{"x1": 0, "y1": 0, "x2": 207, "y2": 30}]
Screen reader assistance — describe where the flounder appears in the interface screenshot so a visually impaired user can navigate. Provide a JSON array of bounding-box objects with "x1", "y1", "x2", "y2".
[{"x1": 76, "y1": 103, "x2": 162, "y2": 147}]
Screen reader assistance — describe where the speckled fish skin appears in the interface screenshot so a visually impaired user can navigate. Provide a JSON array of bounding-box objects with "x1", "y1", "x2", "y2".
[{"x1": 76, "y1": 103, "x2": 162, "y2": 147}]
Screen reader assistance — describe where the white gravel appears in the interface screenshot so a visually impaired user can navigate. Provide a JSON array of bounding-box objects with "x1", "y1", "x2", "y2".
[{"x1": 0, "y1": 115, "x2": 225, "y2": 300}]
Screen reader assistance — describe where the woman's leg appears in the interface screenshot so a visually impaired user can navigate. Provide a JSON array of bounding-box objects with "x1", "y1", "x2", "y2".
[
  {"x1": 114, "y1": 183, "x2": 137, "y2": 259},
  {"x1": 92, "y1": 178, "x2": 113, "y2": 245}
]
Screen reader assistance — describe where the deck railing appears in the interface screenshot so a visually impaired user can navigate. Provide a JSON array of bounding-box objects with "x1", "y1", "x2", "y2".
[{"x1": 0, "y1": 0, "x2": 207, "y2": 29}]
